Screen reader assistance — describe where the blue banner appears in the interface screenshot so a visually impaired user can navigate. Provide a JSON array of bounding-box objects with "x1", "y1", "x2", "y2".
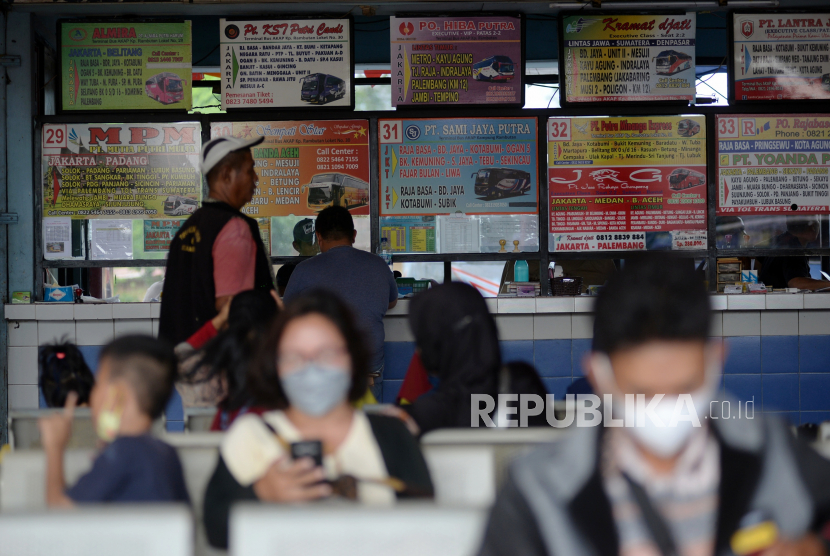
[{"x1": 379, "y1": 117, "x2": 538, "y2": 216}]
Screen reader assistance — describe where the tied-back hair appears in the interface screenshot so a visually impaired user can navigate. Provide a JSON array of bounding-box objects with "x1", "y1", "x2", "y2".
[
  {"x1": 249, "y1": 289, "x2": 370, "y2": 409},
  {"x1": 189, "y1": 289, "x2": 279, "y2": 412},
  {"x1": 39, "y1": 340, "x2": 94, "y2": 408}
]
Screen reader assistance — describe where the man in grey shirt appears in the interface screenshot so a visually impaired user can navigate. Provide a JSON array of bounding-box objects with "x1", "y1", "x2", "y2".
[{"x1": 283, "y1": 206, "x2": 397, "y2": 401}]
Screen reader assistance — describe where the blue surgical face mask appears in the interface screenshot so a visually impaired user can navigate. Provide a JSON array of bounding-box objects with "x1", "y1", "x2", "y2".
[{"x1": 281, "y1": 364, "x2": 351, "y2": 417}]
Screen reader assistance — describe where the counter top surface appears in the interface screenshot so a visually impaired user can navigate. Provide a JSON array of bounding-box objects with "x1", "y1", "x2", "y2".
[{"x1": 5, "y1": 292, "x2": 830, "y2": 320}]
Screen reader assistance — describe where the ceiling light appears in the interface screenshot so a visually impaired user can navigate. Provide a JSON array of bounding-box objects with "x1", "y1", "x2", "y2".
[{"x1": 550, "y1": 0, "x2": 779, "y2": 9}]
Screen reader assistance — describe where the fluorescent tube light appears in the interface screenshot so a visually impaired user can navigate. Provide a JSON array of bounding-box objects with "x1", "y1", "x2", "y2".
[{"x1": 550, "y1": 1, "x2": 779, "y2": 8}]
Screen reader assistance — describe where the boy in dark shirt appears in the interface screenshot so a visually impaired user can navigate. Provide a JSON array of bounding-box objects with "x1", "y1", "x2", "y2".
[{"x1": 39, "y1": 335, "x2": 190, "y2": 506}]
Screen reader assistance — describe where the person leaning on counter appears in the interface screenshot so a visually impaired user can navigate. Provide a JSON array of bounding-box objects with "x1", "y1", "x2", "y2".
[
  {"x1": 159, "y1": 136, "x2": 276, "y2": 346},
  {"x1": 283, "y1": 206, "x2": 397, "y2": 401},
  {"x1": 759, "y1": 215, "x2": 829, "y2": 291}
]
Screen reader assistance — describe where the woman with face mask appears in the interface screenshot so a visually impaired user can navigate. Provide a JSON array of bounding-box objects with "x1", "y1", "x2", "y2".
[{"x1": 202, "y1": 290, "x2": 434, "y2": 549}]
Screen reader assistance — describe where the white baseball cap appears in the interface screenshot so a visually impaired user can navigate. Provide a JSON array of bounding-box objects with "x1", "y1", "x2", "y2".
[{"x1": 200, "y1": 135, "x2": 265, "y2": 175}]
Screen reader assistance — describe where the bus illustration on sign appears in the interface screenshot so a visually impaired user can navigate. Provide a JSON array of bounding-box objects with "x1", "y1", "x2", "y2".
[
  {"x1": 654, "y1": 50, "x2": 692, "y2": 75},
  {"x1": 302, "y1": 173, "x2": 369, "y2": 211},
  {"x1": 164, "y1": 195, "x2": 198, "y2": 216},
  {"x1": 668, "y1": 168, "x2": 705, "y2": 191},
  {"x1": 472, "y1": 56, "x2": 516, "y2": 82},
  {"x1": 472, "y1": 168, "x2": 532, "y2": 200},
  {"x1": 145, "y1": 73, "x2": 186, "y2": 105},
  {"x1": 677, "y1": 119, "x2": 701, "y2": 138},
  {"x1": 300, "y1": 74, "x2": 346, "y2": 104}
]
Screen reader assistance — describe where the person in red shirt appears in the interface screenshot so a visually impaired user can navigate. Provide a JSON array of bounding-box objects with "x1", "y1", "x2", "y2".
[{"x1": 159, "y1": 136, "x2": 275, "y2": 346}]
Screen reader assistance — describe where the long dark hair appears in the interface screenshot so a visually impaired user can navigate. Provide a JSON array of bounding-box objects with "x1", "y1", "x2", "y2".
[
  {"x1": 39, "y1": 340, "x2": 95, "y2": 407},
  {"x1": 193, "y1": 289, "x2": 279, "y2": 411},
  {"x1": 249, "y1": 289, "x2": 370, "y2": 410}
]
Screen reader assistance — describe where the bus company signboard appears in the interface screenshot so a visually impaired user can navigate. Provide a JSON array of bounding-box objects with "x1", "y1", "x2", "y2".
[
  {"x1": 60, "y1": 21, "x2": 192, "y2": 111},
  {"x1": 220, "y1": 18, "x2": 352, "y2": 109},
  {"x1": 210, "y1": 120, "x2": 370, "y2": 218},
  {"x1": 143, "y1": 219, "x2": 184, "y2": 252},
  {"x1": 378, "y1": 118, "x2": 538, "y2": 216},
  {"x1": 731, "y1": 13, "x2": 830, "y2": 101},
  {"x1": 390, "y1": 15, "x2": 522, "y2": 106},
  {"x1": 716, "y1": 114, "x2": 830, "y2": 214},
  {"x1": 548, "y1": 115, "x2": 707, "y2": 252},
  {"x1": 559, "y1": 13, "x2": 696, "y2": 104},
  {"x1": 41, "y1": 122, "x2": 202, "y2": 219}
]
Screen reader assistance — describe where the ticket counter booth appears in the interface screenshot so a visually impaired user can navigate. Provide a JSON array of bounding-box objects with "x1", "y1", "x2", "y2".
[{"x1": 2, "y1": 0, "x2": 830, "y2": 443}]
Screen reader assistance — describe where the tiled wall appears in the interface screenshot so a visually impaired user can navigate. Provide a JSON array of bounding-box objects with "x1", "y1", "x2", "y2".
[
  {"x1": 8, "y1": 303, "x2": 830, "y2": 427},
  {"x1": 382, "y1": 310, "x2": 830, "y2": 426},
  {"x1": 5, "y1": 304, "x2": 167, "y2": 422}
]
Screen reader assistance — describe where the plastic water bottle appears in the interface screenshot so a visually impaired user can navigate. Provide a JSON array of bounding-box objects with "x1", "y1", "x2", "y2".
[
  {"x1": 514, "y1": 259, "x2": 529, "y2": 282},
  {"x1": 380, "y1": 238, "x2": 393, "y2": 268}
]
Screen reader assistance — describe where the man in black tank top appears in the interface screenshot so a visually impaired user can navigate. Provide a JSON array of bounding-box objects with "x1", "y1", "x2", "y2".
[{"x1": 159, "y1": 136, "x2": 274, "y2": 346}]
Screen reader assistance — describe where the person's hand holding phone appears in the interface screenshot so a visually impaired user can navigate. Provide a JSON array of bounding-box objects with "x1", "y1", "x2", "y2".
[{"x1": 253, "y1": 457, "x2": 332, "y2": 502}]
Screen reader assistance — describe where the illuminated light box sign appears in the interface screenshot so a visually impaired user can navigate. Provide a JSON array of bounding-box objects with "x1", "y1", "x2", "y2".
[
  {"x1": 210, "y1": 120, "x2": 370, "y2": 218},
  {"x1": 390, "y1": 15, "x2": 523, "y2": 106},
  {"x1": 41, "y1": 122, "x2": 201, "y2": 219},
  {"x1": 220, "y1": 18, "x2": 352, "y2": 109},
  {"x1": 378, "y1": 117, "x2": 538, "y2": 216},
  {"x1": 548, "y1": 115, "x2": 707, "y2": 252},
  {"x1": 732, "y1": 13, "x2": 830, "y2": 101},
  {"x1": 560, "y1": 13, "x2": 696, "y2": 104},
  {"x1": 716, "y1": 114, "x2": 830, "y2": 214},
  {"x1": 59, "y1": 21, "x2": 192, "y2": 111}
]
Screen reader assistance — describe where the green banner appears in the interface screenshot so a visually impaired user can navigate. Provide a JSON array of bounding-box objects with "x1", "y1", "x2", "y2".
[{"x1": 61, "y1": 21, "x2": 192, "y2": 110}]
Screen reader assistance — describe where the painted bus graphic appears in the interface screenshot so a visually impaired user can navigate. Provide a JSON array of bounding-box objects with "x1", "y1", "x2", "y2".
[
  {"x1": 472, "y1": 168, "x2": 531, "y2": 200},
  {"x1": 145, "y1": 72, "x2": 185, "y2": 105},
  {"x1": 668, "y1": 168, "x2": 705, "y2": 191},
  {"x1": 655, "y1": 50, "x2": 692, "y2": 75},
  {"x1": 473, "y1": 56, "x2": 515, "y2": 82},
  {"x1": 300, "y1": 73, "x2": 346, "y2": 104},
  {"x1": 302, "y1": 173, "x2": 368, "y2": 211},
  {"x1": 164, "y1": 195, "x2": 198, "y2": 216}
]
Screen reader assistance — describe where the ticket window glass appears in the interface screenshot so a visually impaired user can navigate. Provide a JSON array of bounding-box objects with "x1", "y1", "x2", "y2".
[{"x1": 715, "y1": 215, "x2": 827, "y2": 250}]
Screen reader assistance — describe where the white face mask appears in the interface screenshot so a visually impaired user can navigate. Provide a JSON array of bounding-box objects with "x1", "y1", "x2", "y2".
[{"x1": 592, "y1": 351, "x2": 720, "y2": 458}]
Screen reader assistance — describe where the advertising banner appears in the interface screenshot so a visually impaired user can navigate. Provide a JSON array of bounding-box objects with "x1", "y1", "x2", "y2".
[
  {"x1": 210, "y1": 120, "x2": 370, "y2": 218},
  {"x1": 60, "y1": 21, "x2": 192, "y2": 111},
  {"x1": 732, "y1": 13, "x2": 830, "y2": 101},
  {"x1": 548, "y1": 115, "x2": 707, "y2": 252},
  {"x1": 41, "y1": 122, "x2": 201, "y2": 219},
  {"x1": 143, "y1": 219, "x2": 184, "y2": 252},
  {"x1": 378, "y1": 118, "x2": 538, "y2": 216},
  {"x1": 561, "y1": 13, "x2": 696, "y2": 103},
  {"x1": 390, "y1": 15, "x2": 522, "y2": 106},
  {"x1": 220, "y1": 18, "x2": 351, "y2": 109},
  {"x1": 716, "y1": 114, "x2": 830, "y2": 214}
]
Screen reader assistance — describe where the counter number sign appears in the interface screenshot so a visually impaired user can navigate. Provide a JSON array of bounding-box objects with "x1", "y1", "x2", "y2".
[
  {"x1": 381, "y1": 121, "x2": 403, "y2": 144},
  {"x1": 43, "y1": 124, "x2": 67, "y2": 148},
  {"x1": 548, "y1": 119, "x2": 571, "y2": 141}
]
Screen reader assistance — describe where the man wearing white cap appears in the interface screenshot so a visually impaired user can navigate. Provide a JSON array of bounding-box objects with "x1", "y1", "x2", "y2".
[{"x1": 159, "y1": 136, "x2": 275, "y2": 346}]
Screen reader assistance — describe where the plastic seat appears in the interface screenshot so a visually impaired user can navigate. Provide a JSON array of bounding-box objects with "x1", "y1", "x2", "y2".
[
  {"x1": 0, "y1": 505, "x2": 192, "y2": 555},
  {"x1": 230, "y1": 503, "x2": 486, "y2": 556}
]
